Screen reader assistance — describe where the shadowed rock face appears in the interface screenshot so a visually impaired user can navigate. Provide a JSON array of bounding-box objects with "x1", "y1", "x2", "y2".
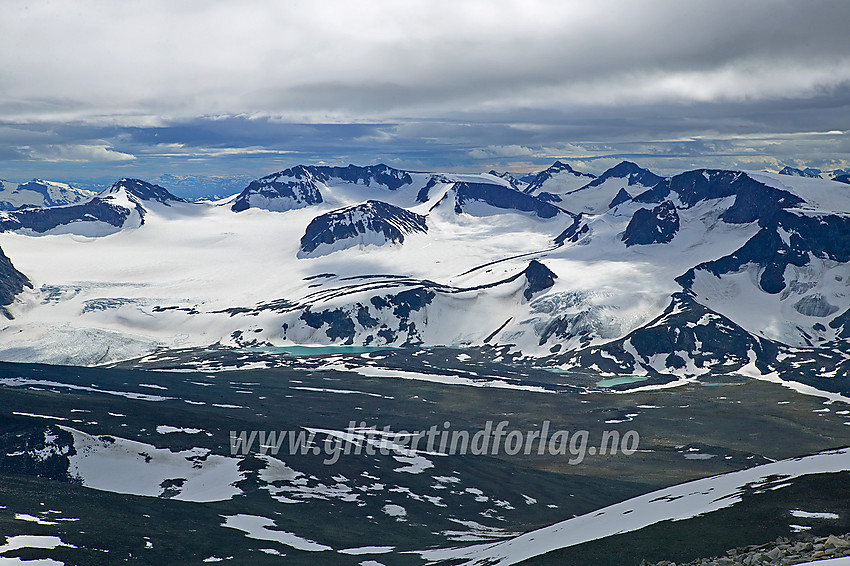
[
  {"x1": 232, "y1": 166, "x2": 324, "y2": 213},
  {"x1": 622, "y1": 200, "x2": 679, "y2": 246},
  {"x1": 108, "y1": 178, "x2": 185, "y2": 205},
  {"x1": 299, "y1": 200, "x2": 427, "y2": 256},
  {"x1": 523, "y1": 260, "x2": 557, "y2": 300},
  {"x1": 0, "y1": 179, "x2": 94, "y2": 211},
  {"x1": 794, "y1": 294, "x2": 839, "y2": 317},
  {"x1": 779, "y1": 165, "x2": 822, "y2": 178},
  {"x1": 0, "y1": 179, "x2": 181, "y2": 235},
  {"x1": 555, "y1": 215, "x2": 589, "y2": 245},
  {"x1": 232, "y1": 164, "x2": 413, "y2": 212},
  {"x1": 435, "y1": 182, "x2": 567, "y2": 218},
  {"x1": 583, "y1": 161, "x2": 663, "y2": 190},
  {"x1": 678, "y1": 210, "x2": 850, "y2": 295},
  {"x1": 524, "y1": 161, "x2": 596, "y2": 194},
  {"x1": 0, "y1": 246, "x2": 30, "y2": 314},
  {"x1": 566, "y1": 292, "x2": 777, "y2": 376},
  {"x1": 608, "y1": 188, "x2": 633, "y2": 208},
  {"x1": 0, "y1": 198, "x2": 136, "y2": 233}
]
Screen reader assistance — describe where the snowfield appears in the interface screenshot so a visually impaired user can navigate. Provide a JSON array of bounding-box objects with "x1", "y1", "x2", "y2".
[
  {"x1": 0, "y1": 164, "x2": 848, "y2": 383},
  {"x1": 416, "y1": 446, "x2": 850, "y2": 565}
]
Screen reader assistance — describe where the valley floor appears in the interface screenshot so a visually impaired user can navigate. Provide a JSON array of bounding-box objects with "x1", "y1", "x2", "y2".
[{"x1": 0, "y1": 348, "x2": 849, "y2": 565}]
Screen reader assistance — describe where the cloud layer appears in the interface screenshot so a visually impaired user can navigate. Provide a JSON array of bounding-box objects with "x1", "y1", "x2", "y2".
[{"x1": 1, "y1": 0, "x2": 848, "y2": 180}]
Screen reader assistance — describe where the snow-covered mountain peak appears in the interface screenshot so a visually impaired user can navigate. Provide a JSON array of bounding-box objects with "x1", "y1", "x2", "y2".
[
  {"x1": 594, "y1": 160, "x2": 664, "y2": 186},
  {"x1": 101, "y1": 178, "x2": 184, "y2": 206},
  {"x1": 230, "y1": 164, "x2": 418, "y2": 213},
  {"x1": 544, "y1": 161, "x2": 664, "y2": 215},
  {"x1": 298, "y1": 199, "x2": 428, "y2": 258},
  {"x1": 1, "y1": 162, "x2": 850, "y2": 381},
  {"x1": 779, "y1": 165, "x2": 823, "y2": 178},
  {"x1": 486, "y1": 170, "x2": 529, "y2": 191},
  {"x1": 524, "y1": 161, "x2": 596, "y2": 195},
  {"x1": 0, "y1": 179, "x2": 175, "y2": 237},
  {"x1": 431, "y1": 181, "x2": 568, "y2": 219},
  {"x1": 0, "y1": 179, "x2": 95, "y2": 211}
]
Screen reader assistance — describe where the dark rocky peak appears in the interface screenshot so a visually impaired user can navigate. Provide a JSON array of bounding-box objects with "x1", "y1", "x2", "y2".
[
  {"x1": 435, "y1": 182, "x2": 568, "y2": 219},
  {"x1": 272, "y1": 163, "x2": 413, "y2": 190},
  {"x1": 633, "y1": 169, "x2": 744, "y2": 205},
  {"x1": 231, "y1": 171, "x2": 323, "y2": 213},
  {"x1": 622, "y1": 200, "x2": 680, "y2": 247},
  {"x1": 608, "y1": 188, "x2": 633, "y2": 208},
  {"x1": 632, "y1": 169, "x2": 804, "y2": 225},
  {"x1": 588, "y1": 161, "x2": 664, "y2": 188},
  {"x1": 487, "y1": 170, "x2": 527, "y2": 191},
  {"x1": 232, "y1": 164, "x2": 413, "y2": 213},
  {"x1": 779, "y1": 166, "x2": 822, "y2": 178},
  {"x1": 0, "y1": 245, "x2": 31, "y2": 315},
  {"x1": 677, "y1": 209, "x2": 850, "y2": 295},
  {"x1": 522, "y1": 259, "x2": 558, "y2": 300},
  {"x1": 554, "y1": 215, "x2": 590, "y2": 245},
  {"x1": 299, "y1": 200, "x2": 427, "y2": 256},
  {"x1": 567, "y1": 292, "x2": 776, "y2": 377},
  {"x1": 525, "y1": 161, "x2": 595, "y2": 193},
  {"x1": 320, "y1": 164, "x2": 413, "y2": 190},
  {"x1": 416, "y1": 175, "x2": 453, "y2": 203},
  {"x1": 106, "y1": 178, "x2": 185, "y2": 205}
]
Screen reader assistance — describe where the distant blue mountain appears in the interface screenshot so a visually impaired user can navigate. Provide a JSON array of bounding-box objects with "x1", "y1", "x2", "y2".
[{"x1": 779, "y1": 166, "x2": 822, "y2": 178}]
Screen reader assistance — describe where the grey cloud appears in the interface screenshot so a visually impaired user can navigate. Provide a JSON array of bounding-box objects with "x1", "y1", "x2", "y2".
[{"x1": 0, "y1": 1, "x2": 848, "y2": 180}]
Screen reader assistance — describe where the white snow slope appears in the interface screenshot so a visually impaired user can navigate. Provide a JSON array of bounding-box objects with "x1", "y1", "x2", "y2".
[{"x1": 0, "y1": 164, "x2": 847, "y2": 374}]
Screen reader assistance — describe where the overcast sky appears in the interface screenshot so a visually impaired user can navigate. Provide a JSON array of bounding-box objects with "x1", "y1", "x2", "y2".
[{"x1": 1, "y1": 0, "x2": 849, "y2": 184}]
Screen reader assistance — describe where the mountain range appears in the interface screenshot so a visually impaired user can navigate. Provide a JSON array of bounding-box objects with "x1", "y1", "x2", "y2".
[{"x1": 0, "y1": 160, "x2": 849, "y2": 384}]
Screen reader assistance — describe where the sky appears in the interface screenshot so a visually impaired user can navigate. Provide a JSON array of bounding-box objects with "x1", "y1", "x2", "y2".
[{"x1": 1, "y1": 0, "x2": 849, "y2": 187}]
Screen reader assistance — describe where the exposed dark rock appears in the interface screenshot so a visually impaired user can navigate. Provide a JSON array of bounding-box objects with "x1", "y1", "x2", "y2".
[
  {"x1": 300, "y1": 307, "x2": 356, "y2": 342},
  {"x1": 487, "y1": 170, "x2": 527, "y2": 190},
  {"x1": 299, "y1": 200, "x2": 427, "y2": 255},
  {"x1": 555, "y1": 215, "x2": 590, "y2": 245},
  {"x1": 830, "y1": 308, "x2": 850, "y2": 339},
  {"x1": 416, "y1": 175, "x2": 451, "y2": 203},
  {"x1": 0, "y1": 179, "x2": 92, "y2": 210},
  {"x1": 0, "y1": 198, "x2": 134, "y2": 233},
  {"x1": 0, "y1": 178, "x2": 180, "y2": 234},
  {"x1": 0, "y1": 245, "x2": 30, "y2": 313},
  {"x1": 435, "y1": 182, "x2": 566, "y2": 218},
  {"x1": 294, "y1": 287, "x2": 436, "y2": 345},
  {"x1": 794, "y1": 294, "x2": 839, "y2": 317},
  {"x1": 608, "y1": 188, "x2": 633, "y2": 208},
  {"x1": 779, "y1": 165, "x2": 822, "y2": 178},
  {"x1": 583, "y1": 161, "x2": 663, "y2": 190},
  {"x1": 109, "y1": 178, "x2": 185, "y2": 204},
  {"x1": 622, "y1": 200, "x2": 679, "y2": 246},
  {"x1": 524, "y1": 161, "x2": 595, "y2": 194},
  {"x1": 535, "y1": 192, "x2": 563, "y2": 203},
  {"x1": 232, "y1": 166, "x2": 323, "y2": 212},
  {"x1": 232, "y1": 164, "x2": 412, "y2": 212},
  {"x1": 678, "y1": 210, "x2": 850, "y2": 294},
  {"x1": 632, "y1": 170, "x2": 803, "y2": 225},
  {"x1": 523, "y1": 260, "x2": 557, "y2": 300},
  {"x1": 563, "y1": 293, "x2": 778, "y2": 376}
]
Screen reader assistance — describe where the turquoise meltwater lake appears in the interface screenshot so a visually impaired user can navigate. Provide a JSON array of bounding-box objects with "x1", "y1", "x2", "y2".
[{"x1": 595, "y1": 376, "x2": 649, "y2": 388}]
